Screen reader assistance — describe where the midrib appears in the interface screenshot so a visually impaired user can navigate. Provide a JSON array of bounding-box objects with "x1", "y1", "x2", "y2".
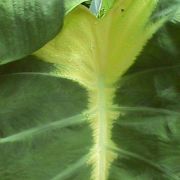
[
  {"x1": 96, "y1": 80, "x2": 108, "y2": 180},
  {"x1": 88, "y1": 78, "x2": 118, "y2": 180}
]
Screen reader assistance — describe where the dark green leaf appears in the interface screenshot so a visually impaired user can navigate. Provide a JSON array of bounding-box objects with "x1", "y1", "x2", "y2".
[
  {"x1": 0, "y1": 1, "x2": 179, "y2": 180},
  {"x1": 111, "y1": 23, "x2": 180, "y2": 180},
  {"x1": 0, "y1": 0, "x2": 64, "y2": 65},
  {"x1": 0, "y1": 57, "x2": 92, "y2": 180}
]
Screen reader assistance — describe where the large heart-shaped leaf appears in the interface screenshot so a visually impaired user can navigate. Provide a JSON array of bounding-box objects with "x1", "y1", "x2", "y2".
[
  {"x1": 0, "y1": 0, "x2": 64, "y2": 65},
  {"x1": 0, "y1": 1, "x2": 180, "y2": 180}
]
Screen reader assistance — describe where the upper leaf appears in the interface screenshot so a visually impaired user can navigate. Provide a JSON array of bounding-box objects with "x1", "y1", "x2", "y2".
[{"x1": 0, "y1": 0, "x2": 64, "y2": 65}]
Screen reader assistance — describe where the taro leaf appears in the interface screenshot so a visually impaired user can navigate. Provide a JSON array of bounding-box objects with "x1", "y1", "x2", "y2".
[
  {"x1": 110, "y1": 23, "x2": 180, "y2": 180},
  {"x1": 34, "y1": 1, "x2": 179, "y2": 179},
  {"x1": 0, "y1": 1, "x2": 180, "y2": 180},
  {"x1": 0, "y1": 0, "x2": 64, "y2": 65},
  {"x1": 0, "y1": 57, "x2": 92, "y2": 180}
]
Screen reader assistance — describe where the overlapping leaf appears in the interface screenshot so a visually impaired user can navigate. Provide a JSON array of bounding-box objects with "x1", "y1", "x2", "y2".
[
  {"x1": 0, "y1": 1, "x2": 179, "y2": 180},
  {"x1": 0, "y1": 0, "x2": 64, "y2": 65}
]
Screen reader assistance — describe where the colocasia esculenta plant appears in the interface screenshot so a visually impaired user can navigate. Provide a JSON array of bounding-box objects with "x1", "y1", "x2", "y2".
[{"x1": 0, "y1": 0, "x2": 180, "y2": 180}]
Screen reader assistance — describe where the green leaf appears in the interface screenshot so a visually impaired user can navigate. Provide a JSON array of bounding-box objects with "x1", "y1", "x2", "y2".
[
  {"x1": 0, "y1": 0, "x2": 64, "y2": 65},
  {"x1": 0, "y1": 57, "x2": 93, "y2": 180},
  {"x1": 153, "y1": 0, "x2": 180, "y2": 23},
  {"x1": 0, "y1": 0, "x2": 180, "y2": 180},
  {"x1": 171, "y1": 3, "x2": 180, "y2": 23},
  {"x1": 109, "y1": 22, "x2": 180, "y2": 180}
]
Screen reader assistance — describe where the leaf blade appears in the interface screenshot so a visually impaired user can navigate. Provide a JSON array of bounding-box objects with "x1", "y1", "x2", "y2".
[{"x1": 0, "y1": 0, "x2": 64, "y2": 65}]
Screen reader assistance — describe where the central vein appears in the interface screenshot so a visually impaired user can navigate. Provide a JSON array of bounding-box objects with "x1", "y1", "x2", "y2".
[
  {"x1": 88, "y1": 77, "x2": 119, "y2": 180},
  {"x1": 95, "y1": 80, "x2": 108, "y2": 180}
]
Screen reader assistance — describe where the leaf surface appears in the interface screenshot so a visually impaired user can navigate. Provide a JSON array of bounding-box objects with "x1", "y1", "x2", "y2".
[
  {"x1": 0, "y1": 1, "x2": 180, "y2": 180},
  {"x1": 101, "y1": 0, "x2": 115, "y2": 13},
  {"x1": 0, "y1": 0, "x2": 64, "y2": 65},
  {"x1": 0, "y1": 57, "x2": 92, "y2": 180}
]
